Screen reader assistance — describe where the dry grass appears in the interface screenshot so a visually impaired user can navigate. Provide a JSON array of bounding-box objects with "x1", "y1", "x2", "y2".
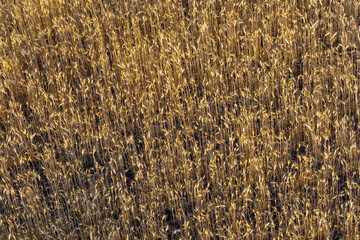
[{"x1": 0, "y1": 0, "x2": 359, "y2": 239}]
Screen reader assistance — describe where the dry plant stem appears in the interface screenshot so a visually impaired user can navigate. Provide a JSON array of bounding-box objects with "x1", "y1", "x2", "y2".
[{"x1": 0, "y1": 0, "x2": 359, "y2": 239}]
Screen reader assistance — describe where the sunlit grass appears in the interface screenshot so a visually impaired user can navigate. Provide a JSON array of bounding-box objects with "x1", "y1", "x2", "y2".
[{"x1": 0, "y1": 0, "x2": 359, "y2": 239}]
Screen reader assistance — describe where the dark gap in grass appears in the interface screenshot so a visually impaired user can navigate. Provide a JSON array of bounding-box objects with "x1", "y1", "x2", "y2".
[
  {"x1": 163, "y1": 209, "x2": 182, "y2": 240},
  {"x1": 70, "y1": 210, "x2": 83, "y2": 238},
  {"x1": 351, "y1": 111, "x2": 358, "y2": 132},
  {"x1": 0, "y1": 121, "x2": 6, "y2": 141},
  {"x1": 289, "y1": 144, "x2": 308, "y2": 162},
  {"x1": 167, "y1": 229, "x2": 181, "y2": 240},
  {"x1": 312, "y1": 159, "x2": 323, "y2": 172},
  {"x1": 205, "y1": 177, "x2": 214, "y2": 201},
  {"x1": 337, "y1": 172, "x2": 349, "y2": 203},
  {"x1": 30, "y1": 161, "x2": 52, "y2": 196},
  {"x1": 182, "y1": 134, "x2": 191, "y2": 152},
  {"x1": 32, "y1": 132, "x2": 49, "y2": 149},
  {"x1": 106, "y1": 50, "x2": 113, "y2": 68},
  {"x1": 27, "y1": 159, "x2": 57, "y2": 220},
  {"x1": 59, "y1": 195, "x2": 70, "y2": 217},
  {"x1": 74, "y1": 132, "x2": 82, "y2": 152},
  {"x1": 298, "y1": 77, "x2": 303, "y2": 91},
  {"x1": 10, "y1": 176, "x2": 22, "y2": 210},
  {"x1": 81, "y1": 36, "x2": 87, "y2": 50},
  {"x1": 133, "y1": 125, "x2": 146, "y2": 162},
  {"x1": 130, "y1": 217, "x2": 142, "y2": 238},
  {"x1": 245, "y1": 206, "x2": 257, "y2": 229},
  {"x1": 269, "y1": 187, "x2": 280, "y2": 232},
  {"x1": 37, "y1": 56, "x2": 44, "y2": 72},
  {"x1": 193, "y1": 129, "x2": 203, "y2": 148},
  {"x1": 174, "y1": 115, "x2": 183, "y2": 131},
  {"x1": 95, "y1": 113, "x2": 100, "y2": 126},
  {"x1": 14, "y1": 90, "x2": 32, "y2": 122},
  {"x1": 122, "y1": 152, "x2": 130, "y2": 168},
  {"x1": 352, "y1": 171, "x2": 360, "y2": 185},
  {"x1": 83, "y1": 154, "x2": 95, "y2": 173},
  {"x1": 164, "y1": 209, "x2": 181, "y2": 229},
  {"x1": 71, "y1": 171, "x2": 81, "y2": 190},
  {"x1": 189, "y1": 152, "x2": 194, "y2": 163},
  {"x1": 273, "y1": 94, "x2": 280, "y2": 111},
  {"x1": 273, "y1": 117, "x2": 280, "y2": 136},
  {"x1": 96, "y1": 149, "x2": 110, "y2": 168},
  {"x1": 55, "y1": 146, "x2": 68, "y2": 164},
  {"x1": 253, "y1": 118, "x2": 261, "y2": 136},
  {"x1": 181, "y1": 0, "x2": 190, "y2": 19},
  {"x1": 50, "y1": 28, "x2": 57, "y2": 45},
  {"x1": 125, "y1": 168, "x2": 135, "y2": 189},
  {"x1": 265, "y1": 162, "x2": 281, "y2": 233},
  {"x1": 183, "y1": 202, "x2": 194, "y2": 216},
  {"x1": 332, "y1": 217, "x2": 345, "y2": 239}
]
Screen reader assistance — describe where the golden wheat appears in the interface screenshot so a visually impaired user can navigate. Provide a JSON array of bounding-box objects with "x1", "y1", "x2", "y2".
[{"x1": 0, "y1": 0, "x2": 359, "y2": 239}]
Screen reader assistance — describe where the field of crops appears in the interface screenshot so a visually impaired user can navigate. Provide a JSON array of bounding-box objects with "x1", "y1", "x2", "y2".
[{"x1": 1, "y1": 0, "x2": 359, "y2": 239}]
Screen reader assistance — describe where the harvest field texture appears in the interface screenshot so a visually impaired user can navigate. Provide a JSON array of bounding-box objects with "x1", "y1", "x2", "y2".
[{"x1": 1, "y1": 0, "x2": 360, "y2": 239}]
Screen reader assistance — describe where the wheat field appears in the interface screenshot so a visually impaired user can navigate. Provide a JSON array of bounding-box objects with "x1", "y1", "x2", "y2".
[{"x1": 0, "y1": 0, "x2": 359, "y2": 239}]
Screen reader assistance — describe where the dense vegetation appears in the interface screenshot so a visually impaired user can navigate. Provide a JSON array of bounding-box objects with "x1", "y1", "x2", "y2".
[{"x1": 0, "y1": 0, "x2": 359, "y2": 239}]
